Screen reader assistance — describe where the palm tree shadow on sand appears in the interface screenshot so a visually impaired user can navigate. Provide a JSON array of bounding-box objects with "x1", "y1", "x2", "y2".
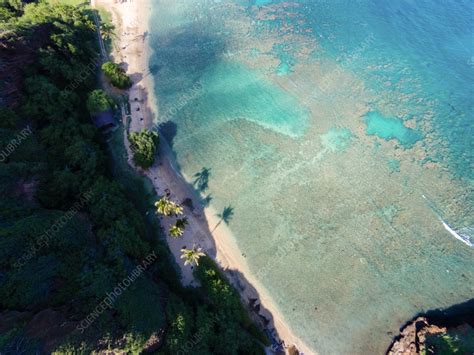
[
  {"x1": 121, "y1": 66, "x2": 289, "y2": 353},
  {"x1": 201, "y1": 193, "x2": 212, "y2": 207},
  {"x1": 193, "y1": 167, "x2": 211, "y2": 192},
  {"x1": 212, "y1": 205, "x2": 234, "y2": 232}
]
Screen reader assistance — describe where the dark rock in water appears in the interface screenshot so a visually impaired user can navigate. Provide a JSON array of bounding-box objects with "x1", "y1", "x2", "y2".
[{"x1": 149, "y1": 64, "x2": 161, "y2": 75}]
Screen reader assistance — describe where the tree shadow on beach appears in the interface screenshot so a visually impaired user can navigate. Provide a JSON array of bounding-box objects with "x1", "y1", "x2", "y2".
[
  {"x1": 157, "y1": 120, "x2": 177, "y2": 147},
  {"x1": 128, "y1": 71, "x2": 142, "y2": 84},
  {"x1": 225, "y1": 268, "x2": 287, "y2": 353},
  {"x1": 193, "y1": 167, "x2": 211, "y2": 192},
  {"x1": 212, "y1": 205, "x2": 234, "y2": 232},
  {"x1": 123, "y1": 70, "x2": 157, "y2": 126},
  {"x1": 200, "y1": 193, "x2": 212, "y2": 208}
]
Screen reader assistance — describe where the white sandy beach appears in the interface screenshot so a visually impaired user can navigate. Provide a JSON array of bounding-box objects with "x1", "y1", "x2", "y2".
[{"x1": 93, "y1": 0, "x2": 314, "y2": 353}]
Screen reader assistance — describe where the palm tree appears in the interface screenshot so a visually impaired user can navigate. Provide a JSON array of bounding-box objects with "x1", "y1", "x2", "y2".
[
  {"x1": 172, "y1": 203, "x2": 184, "y2": 216},
  {"x1": 100, "y1": 23, "x2": 115, "y2": 42},
  {"x1": 155, "y1": 196, "x2": 174, "y2": 216},
  {"x1": 169, "y1": 217, "x2": 188, "y2": 238},
  {"x1": 180, "y1": 244, "x2": 205, "y2": 266},
  {"x1": 212, "y1": 205, "x2": 234, "y2": 232},
  {"x1": 169, "y1": 224, "x2": 184, "y2": 238},
  {"x1": 155, "y1": 196, "x2": 183, "y2": 216}
]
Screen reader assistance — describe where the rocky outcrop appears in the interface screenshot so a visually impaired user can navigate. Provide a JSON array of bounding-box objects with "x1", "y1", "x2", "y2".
[
  {"x1": 388, "y1": 316, "x2": 445, "y2": 354},
  {"x1": 142, "y1": 330, "x2": 164, "y2": 353},
  {"x1": 0, "y1": 307, "x2": 78, "y2": 354},
  {"x1": 387, "y1": 299, "x2": 474, "y2": 354},
  {"x1": 24, "y1": 308, "x2": 78, "y2": 353}
]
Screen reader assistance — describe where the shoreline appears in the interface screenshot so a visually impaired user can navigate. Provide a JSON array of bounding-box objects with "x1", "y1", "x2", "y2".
[{"x1": 94, "y1": 0, "x2": 314, "y2": 354}]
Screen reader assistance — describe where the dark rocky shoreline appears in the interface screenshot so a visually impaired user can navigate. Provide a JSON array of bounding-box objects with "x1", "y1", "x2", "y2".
[{"x1": 387, "y1": 299, "x2": 474, "y2": 354}]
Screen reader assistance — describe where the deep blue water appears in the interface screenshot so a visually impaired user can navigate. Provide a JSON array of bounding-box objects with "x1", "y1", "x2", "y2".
[{"x1": 299, "y1": 0, "x2": 474, "y2": 178}]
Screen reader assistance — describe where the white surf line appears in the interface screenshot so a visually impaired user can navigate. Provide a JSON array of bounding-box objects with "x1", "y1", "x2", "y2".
[
  {"x1": 421, "y1": 194, "x2": 473, "y2": 248},
  {"x1": 440, "y1": 219, "x2": 473, "y2": 247}
]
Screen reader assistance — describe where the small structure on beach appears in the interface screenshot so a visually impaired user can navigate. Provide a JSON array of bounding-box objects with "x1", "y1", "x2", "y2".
[{"x1": 91, "y1": 110, "x2": 117, "y2": 133}]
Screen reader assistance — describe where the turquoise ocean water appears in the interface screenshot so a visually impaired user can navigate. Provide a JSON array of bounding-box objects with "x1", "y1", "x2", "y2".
[{"x1": 148, "y1": 0, "x2": 474, "y2": 353}]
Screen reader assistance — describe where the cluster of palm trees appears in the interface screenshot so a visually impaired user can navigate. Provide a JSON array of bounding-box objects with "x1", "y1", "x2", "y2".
[
  {"x1": 154, "y1": 196, "x2": 183, "y2": 216},
  {"x1": 155, "y1": 195, "x2": 204, "y2": 266},
  {"x1": 169, "y1": 217, "x2": 188, "y2": 238},
  {"x1": 155, "y1": 196, "x2": 188, "y2": 236}
]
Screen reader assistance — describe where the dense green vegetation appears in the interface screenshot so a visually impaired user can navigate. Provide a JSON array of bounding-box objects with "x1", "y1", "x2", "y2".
[
  {"x1": 0, "y1": 1, "x2": 266, "y2": 353},
  {"x1": 129, "y1": 129, "x2": 159, "y2": 169},
  {"x1": 86, "y1": 89, "x2": 114, "y2": 115},
  {"x1": 194, "y1": 257, "x2": 270, "y2": 352},
  {"x1": 423, "y1": 327, "x2": 474, "y2": 355},
  {"x1": 102, "y1": 61, "x2": 132, "y2": 89}
]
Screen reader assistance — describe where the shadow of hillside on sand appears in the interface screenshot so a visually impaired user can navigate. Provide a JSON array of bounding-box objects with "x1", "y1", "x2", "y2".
[
  {"x1": 123, "y1": 22, "x2": 295, "y2": 348},
  {"x1": 226, "y1": 268, "x2": 289, "y2": 353},
  {"x1": 145, "y1": 126, "x2": 291, "y2": 354}
]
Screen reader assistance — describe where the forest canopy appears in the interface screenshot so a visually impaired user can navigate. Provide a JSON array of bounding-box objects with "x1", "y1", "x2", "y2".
[
  {"x1": 129, "y1": 129, "x2": 159, "y2": 169},
  {"x1": 0, "y1": 1, "x2": 267, "y2": 353},
  {"x1": 87, "y1": 89, "x2": 114, "y2": 115},
  {"x1": 102, "y1": 61, "x2": 133, "y2": 89}
]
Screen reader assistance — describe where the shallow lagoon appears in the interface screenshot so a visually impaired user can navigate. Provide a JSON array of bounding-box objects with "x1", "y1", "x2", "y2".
[{"x1": 149, "y1": 0, "x2": 474, "y2": 353}]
